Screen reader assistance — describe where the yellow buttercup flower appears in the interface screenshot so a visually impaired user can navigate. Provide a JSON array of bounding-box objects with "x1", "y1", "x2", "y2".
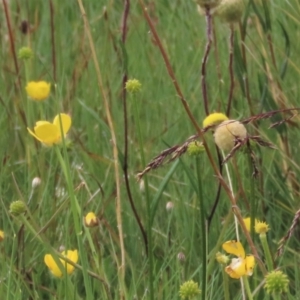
[
  {"x1": 26, "y1": 81, "x2": 51, "y2": 101},
  {"x1": 243, "y1": 217, "x2": 258, "y2": 232},
  {"x1": 27, "y1": 113, "x2": 71, "y2": 146},
  {"x1": 222, "y1": 240, "x2": 255, "y2": 279},
  {"x1": 0, "y1": 230, "x2": 5, "y2": 242},
  {"x1": 202, "y1": 112, "x2": 228, "y2": 128},
  {"x1": 44, "y1": 249, "x2": 78, "y2": 278},
  {"x1": 84, "y1": 212, "x2": 99, "y2": 227}
]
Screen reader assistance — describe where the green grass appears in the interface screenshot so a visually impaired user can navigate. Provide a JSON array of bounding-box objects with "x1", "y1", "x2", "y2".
[{"x1": 1, "y1": 0, "x2": 300, "y2": 299}]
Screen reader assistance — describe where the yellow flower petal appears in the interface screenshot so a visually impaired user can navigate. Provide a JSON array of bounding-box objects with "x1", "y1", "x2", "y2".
[
  {"x1": 243, "y1": 217, "x2": 258, "y2": 232},
  {"x1": 222, "y1": 240, "x2": 245, "y2": 258},
  {"x1": 53, "y1": 114, "x2": 71, "y2": 136},
  {"x1": 29, "y1": 123, "x2": 60, "y2": 146},
  {"x1": 26, "y1": 81, "x2": 51, "y2": 101},
  {"x1": 44, "y1": 254, "x2": 63, "y2": 277},
  {"x1": 255, "y1": 221, "x2": 270, "y2": 234},
  {"x1": 203, "y1": 112, "x2": 228, "y2": 128},
  {"x1": 28, "y1": 113, "x2": 72, "y2": 146},
  {"x1": 225, "y1": 257, "x2": 246, "y2": 279},
  {"x1": 44, "y1": 250, "x2": 78, "y2": 278},
  {"x1": 0, "y1": 230, "x2": 4, "y2": 242},
  {"x1": 84, "y1": 212, "x2": 99, "y2": 227},
  {"x1": 63, "y1": 250, "x2": 78, "y2": 274},
  {"x1": 245, "y1": 255, "x2": 255, "y2": 276}
]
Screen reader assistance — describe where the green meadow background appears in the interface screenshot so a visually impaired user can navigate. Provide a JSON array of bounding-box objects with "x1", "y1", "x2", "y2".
[{"x1": 1, "y1": 0, "x2": 300, "y2": 299}]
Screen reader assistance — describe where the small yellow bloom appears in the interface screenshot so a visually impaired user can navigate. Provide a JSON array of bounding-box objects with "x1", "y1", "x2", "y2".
[
  {"x1": 222, "y1": 240, "x2": 255, "y2": 279},
  {"x1": 203, "y1": 112, "x2": 228, "y2": 128},
  {"x1": 28, "y1": 113, "x2": 71, "y2": 146},
  {"x1": 44, "y1": 250, "x2": 78, "y2": 278},
  {"x1": 243, "y1": 217, "x2": 258, "y2": 232},
  {"x1": 0, "y1": 230, "x2": 5, "y2": 242},
  {"x1": 84, "y1": 212, "x2": 99, "y2": 227},
  {"x1": 26, "y1": 81, "x2": 51, "y2": 101},
  {"x1": 255, "y1": 221, "x2": 270, "y2": 234}
]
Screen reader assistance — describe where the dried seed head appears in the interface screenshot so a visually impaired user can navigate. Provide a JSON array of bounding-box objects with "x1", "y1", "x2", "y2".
[
  {"x1": 177, "y1": 252, "x2": 186, "y2": 263},
  {"x1": 214, "y1": 120, "x2": 247, "y2": 151},
  {"x1": 196, "y1": 0, "x2": 222, "y2": 9},
  {"x1": 216, "y1": 0, "x2": 245, "y2": 23}
]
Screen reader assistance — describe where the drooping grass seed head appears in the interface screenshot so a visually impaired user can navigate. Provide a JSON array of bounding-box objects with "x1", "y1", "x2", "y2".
[{"x1": 214, "y1": 120, "x2": 247, "y2": 151}]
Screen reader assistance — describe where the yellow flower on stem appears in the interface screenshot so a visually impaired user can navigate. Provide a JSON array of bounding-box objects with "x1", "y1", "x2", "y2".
[
  {"x1": 243, "y1": 217, "x2": 258, "y2": 232},
  {"x1": 44, "y1": 250, "x2": 78, "y2": 278},
  {"x1": 26, "y1": 81, "x2": 51, "y2": 101},
  {"x1": 27, "y1": 113, "x2": 71, "y2": 146},
  {"x1": 84, "y1": 212, "x2": 99, "y2": 227},
  {"x1": 202, "y1": 112, "x2": 228, "y2": 128},
  {"x1": 222, "y1": 240, "x2": 255, "y2": 279},
  {"x1": 0, "y1": 230, "x2": 4, "y2": 242}
]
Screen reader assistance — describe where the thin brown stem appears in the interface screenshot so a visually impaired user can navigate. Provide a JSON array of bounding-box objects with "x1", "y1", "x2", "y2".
[
  {"x1": 49, "y1": 0, "x2": 57, "y2": 82},
  {"x1": 2, "y1": 0, "x2": 21, "y2": 88},
  {"x1": 120, "y1": 0, "x2": 148, "y2": 255},
  {"x1": 201, "y1": 7, "x2": 213, "y2": 116},
  {"x1": 226, "y1": 25, "x2": 234, "y2": 117},
  {"x1": 238, "y1": 21, "x2": 253, "y2": 115}
]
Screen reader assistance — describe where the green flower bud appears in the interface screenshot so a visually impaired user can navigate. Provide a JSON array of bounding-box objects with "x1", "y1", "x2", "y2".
[
  {"x1": 10, "y1": 200, "x2": 26, "y2": 216},
  {"x1": 125, "y1": 79, "x2": 142, "y2": 94},
  {"x1": 18, "y1": 47, "x2": 33, "y2": 60},
  {"x1": 187, "y1": 141, "x2": 205, "y2": 156},
  {"x1": 179, "y1": 280, "x2": 201, "y2": 299},
  {"x1": 264, "y1": 271, "x2": 289, "y2": 294},
  {"x1": 216, "y1": 0, "x2": 245, "y2": 23},
  {"x1": 216, "y1": 252, "x2": 230, "y2": 265}
]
